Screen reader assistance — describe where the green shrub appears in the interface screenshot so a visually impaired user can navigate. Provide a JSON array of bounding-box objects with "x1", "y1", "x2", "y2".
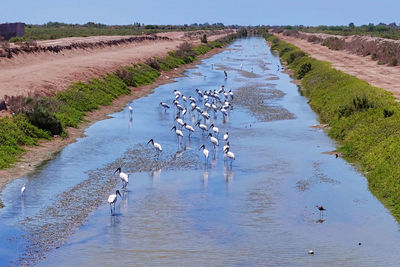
[
  {"x1": 389, "y1": 58, "x2": 398, "y2": 66},
  {"x1": 26, "y1": 98, "x2": 63, "y2": 135},
  {"x1": 297, "y1": 63, "x2": 312, "y2": 79}
]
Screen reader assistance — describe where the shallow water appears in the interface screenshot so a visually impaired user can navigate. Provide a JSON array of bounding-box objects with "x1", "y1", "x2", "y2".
[{"x1": 2, "y1": 37, "x2": 400, "y2": 266}]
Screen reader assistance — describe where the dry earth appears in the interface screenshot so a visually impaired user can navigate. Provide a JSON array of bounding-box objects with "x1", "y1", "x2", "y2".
[{"x1": 0, "y1": 30, "x2": 233, "y2": 98}]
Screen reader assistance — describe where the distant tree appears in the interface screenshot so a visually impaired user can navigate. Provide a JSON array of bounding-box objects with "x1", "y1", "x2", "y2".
[
  {"x1": 349, "y1": 22, "x2": 355, "y2": 28},
  {"x1": 200, "y1": 34, "x2": 207, "y2": 43}
]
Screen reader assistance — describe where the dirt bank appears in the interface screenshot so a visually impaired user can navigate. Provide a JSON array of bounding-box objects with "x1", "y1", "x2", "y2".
[
  {"x1": 0, "y1": 30, "x2": 232, "y2": 98},
  {"x1": 274, "y1": 33, "x2": 400, "y2": 99},
  {"x1": 0, "y1": 46, "x2": 226, "y2": 195}
]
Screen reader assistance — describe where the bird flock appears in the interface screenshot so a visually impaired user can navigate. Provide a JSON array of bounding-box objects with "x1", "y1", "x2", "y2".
[
  {"x1": 105, "y1": 84, "x2": 236, "y2": 215},
  {"x1": 159, "y1": 85, "x2": 236, "y2": 167}
]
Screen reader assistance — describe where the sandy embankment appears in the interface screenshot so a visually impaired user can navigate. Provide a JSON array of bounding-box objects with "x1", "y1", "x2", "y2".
[
  {"x1": 274, "y1": 33, "x2": 400, "y2": 99},
  {"x1": 0, "y1": 30, "x2": 233, "y2": 192}
]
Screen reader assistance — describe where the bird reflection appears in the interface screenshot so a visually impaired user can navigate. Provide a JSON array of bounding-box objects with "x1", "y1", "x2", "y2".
[
  {"x1": 128, "y1": 117, "x2": 133, "y2": 128},
  {"x1": 174, "y1": 150, "x2": 184, "y2": 159},
  {"x1": 150, "y1": 169, "x2": 162, "y2": 184},
  {"x1": 224, "y1": 166, "x2": 235, "y2": 182},
  {"x1": 202, "y1": 170, "x2": 209, "y2": 188}
]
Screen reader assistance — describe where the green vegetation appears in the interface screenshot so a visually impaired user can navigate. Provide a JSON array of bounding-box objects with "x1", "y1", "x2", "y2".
[
  {"x1": 0, "y1": 33, "x2": 238, "y2": 170},
  {"x1": 265, "y1": 34, "x2": 400, "y2": 221},
  {"x1": 9, "y1": 22, "x2": 233, "y2": 42},
  {"x1": 288, "y1": 23, "x2": 400, "y2": 40}
]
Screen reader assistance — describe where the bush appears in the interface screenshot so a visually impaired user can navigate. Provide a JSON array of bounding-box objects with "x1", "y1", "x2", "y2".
[
  {"x1": 26, "y1": 99, "x2": 63, "y2": 135},
  {"x1": 287, "y1": 51, "x2": 306, "y2": 64},
  {"x1": 145, "y1": 57, "x2": 161, "y2": 71},
  {"x1": 389, "y1": 58, "x2": 398, "y2": 66},
  {"x1": 371, "y1": 52, "x2": 377, "y2": 60},
  {"x1": 297, "y1": 63, "x2": 312, "y2": 79}
]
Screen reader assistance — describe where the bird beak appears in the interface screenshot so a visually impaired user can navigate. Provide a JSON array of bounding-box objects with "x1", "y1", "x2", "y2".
[
  {"x1": 117, "y1": 191, "x2": 122, "y2": 197},
  {"x1": 147, "y1": 140, "x2": 151, "y2": 144}
]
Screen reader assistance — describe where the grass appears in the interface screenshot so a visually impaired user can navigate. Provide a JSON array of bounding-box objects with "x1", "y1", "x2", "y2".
[
  {"x1": 265, "y1": 33, "x2": 400, "y2": 222},
  {"x1": 0, "y1": 33, "x2": 238, "y2": 170}
]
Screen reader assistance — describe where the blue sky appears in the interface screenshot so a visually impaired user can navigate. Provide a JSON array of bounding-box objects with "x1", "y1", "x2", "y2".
[{"x1": 1, "y1": 0, "x2": 399, "y2": 26}]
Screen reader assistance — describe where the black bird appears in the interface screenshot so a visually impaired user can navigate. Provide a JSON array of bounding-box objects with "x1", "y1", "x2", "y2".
[{"x1": 316, "y1": 205, "x2": 326, "y2": 211}]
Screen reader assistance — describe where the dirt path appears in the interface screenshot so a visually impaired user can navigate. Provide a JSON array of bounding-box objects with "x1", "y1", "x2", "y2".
[
  {"x1": 275, "y1": 33, "x2": 400, "y2": 98},
  {"x1": 0, "y1": 30, "x2": 231, "y2": 98}
]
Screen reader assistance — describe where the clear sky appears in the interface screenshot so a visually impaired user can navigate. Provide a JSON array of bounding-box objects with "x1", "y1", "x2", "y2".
[{"x1": 1, "y1": 0, "x2": 399, "y2": 26}]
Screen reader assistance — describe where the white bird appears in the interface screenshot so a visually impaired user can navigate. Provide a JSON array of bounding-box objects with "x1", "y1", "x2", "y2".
[
  {"x1": 229, "y1": 90, "x2": 234, "y2": 100},
  {"x1": 183, "y1": 123, "x2": 195, "y2": 137},
  {"x1": 201, "y1": 111, "x2": 210, "y2": 121},
  {"x1": 196, "y1": 120, "x2": 208, "y2": 134},
  {"x1": 182, "y1": 95, "x2": 187, "y2": 102},
  {"x1": 224, "y1": 147, "x2": 235, "y2": 165},
  {"x1": 21, "y1": 184, "x2": 26, "y2": 195},
  {"x1": 160, "y1": 102, "x2": 170, "y2": 111},
  {"x1": 182, "y1": 107, "x2": 187, "y2": 117},
  {"x1": 189, "y1": 96, "x2": 196, "y2": 103},
  {"x1": 114, "y1": 167, "x2": 129, "y2": 188},
  {"x1": 171, "y1": 126, "x2": 184, "y2": 142},
  {"x1": 209, "y1": 124, "x2": 219, "y2": 136},
  {"x1": 211, "y1": 103, "x2": 218, "y2": 112},
  {"x1": 174, "y1": 89, "x2": 181, "y2": 97},
  {"x1": 147, "y1": 138, "x2": 162, "y2": 156},
  {"x1": 108, "y1": 190, "x2": 122, "y2": 215},
  {"x1": 196, "y1": 88, "x2": 203, "y2": 98},
  {"x1": 220, "y1": 107, "x2": 228, "y2": 118},
  {"x1": 128, "y1": 105, "x2": 133, "y2": 115},
  {"x1": 223, "y1": 141, "x2": 230, "y2": 152},
  {"x1": 199, "y1": 144, "x2": 209, "y2": 164},
  {"x1": 223, "y1": 132, "x2": 229, "y2": 142},
  {"x1": 175, "y1": 116, "x2": 185, "y2": 128},
  {"x1": 208, "y1": 133, "x2": 219, "y2": 150}
]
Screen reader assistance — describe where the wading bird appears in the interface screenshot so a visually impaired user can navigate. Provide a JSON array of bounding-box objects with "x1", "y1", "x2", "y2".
[
  {"x1": 175, "y1": 116, "x2": 185, "y2": 128},
  {"x1": 183, "y1": 123, "x2": 195, "y2": 137},
  {"x1": 171, "y1": 125, "x2": 184, "y2": 143},
  {"x1": 209, "y1": 123, "x2": 219, "y2": 136},
  {"x1": 128, "y1": 105, "x2": 133, "y2": 116},
  {"x1": 223, "y1": 141, "x2": 230, "y2": 153},
  {"x1": 196, "y1": 120, "x2": 208, "y2": 134},
  {"x1": 160, "y1": 102, "x2": 170, "y2": 111},
  {"x1": 208, "y1": 133, "x2": 219, "y2": 150},
  {"x1": 147, "y1": 138, "x2": 162, "y2": 156},
  {"x1": 108, "y1": 190, "x2": 122, "y2": 215},
  {"x1": 21, "y1": 184, "x2": 26, "y2": 195},
  {"x1": 114, "y1": 167, "x2": 129, "y2": 189},
  {"x1": 199, "y1": 144, "x2": 209, "y2": 164},
  {"x1": 229, "y1": 90, "x2": 234, "y2": 100},
  {"x1": 316, "y1": 205, "x2": 326, "y2": 212},
  {"x1": 224, "y1": 147, "x2": 235, "y2": 165},
  {"x1": 223, "y1": 132, "x2": 229, "y2": 142}
]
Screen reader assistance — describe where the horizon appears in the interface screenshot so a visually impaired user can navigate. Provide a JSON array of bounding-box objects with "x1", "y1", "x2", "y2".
[{"x1": 1, "y1": 0, "x2": 398, "y2": 27}]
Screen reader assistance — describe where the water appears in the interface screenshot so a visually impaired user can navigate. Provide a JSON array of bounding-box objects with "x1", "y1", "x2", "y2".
[{"x1": 1, "y1": 37, "x2": 400, "y2": 266}]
